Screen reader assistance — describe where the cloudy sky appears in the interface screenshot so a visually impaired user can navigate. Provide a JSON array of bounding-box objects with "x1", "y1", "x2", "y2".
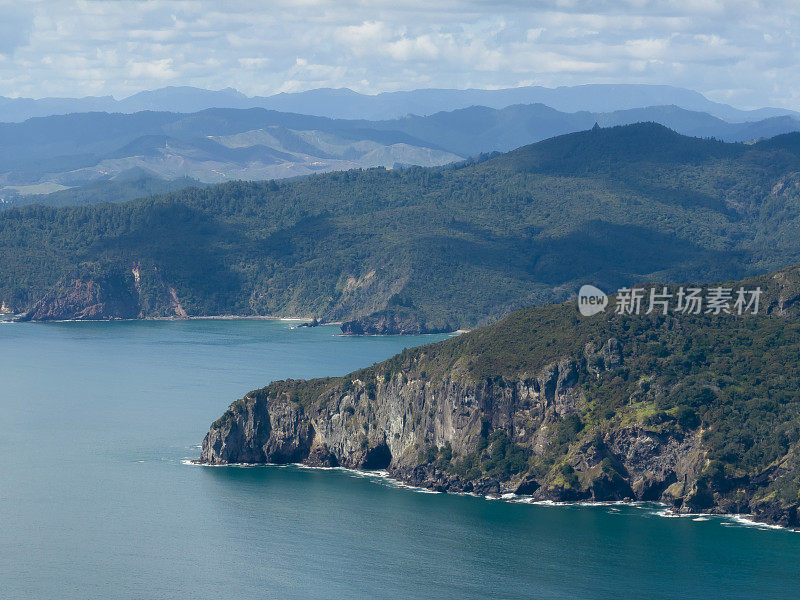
[{"x1": 1, "y1": 0, "x2": 798, "y2": 109}]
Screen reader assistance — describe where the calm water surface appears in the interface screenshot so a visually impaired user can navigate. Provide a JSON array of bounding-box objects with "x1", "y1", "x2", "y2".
[{"x1": 1, "y1": 320, "x2": 798, "y2": 599}]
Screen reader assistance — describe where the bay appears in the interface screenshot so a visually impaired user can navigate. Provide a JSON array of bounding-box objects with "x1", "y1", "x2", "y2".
[{"x1": 0, "y1": 320, "x2": 797, "y2": 599}]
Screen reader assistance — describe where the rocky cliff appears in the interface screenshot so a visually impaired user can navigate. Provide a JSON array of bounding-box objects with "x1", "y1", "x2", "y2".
[
  {"x1": 18, "y1": 261, "x2": 189, "y2": 321},
  {"x1": 200, "y1": 354, "x2": 798, "y2": 527},
  {"x1": 340, "y1": 309, "x2": 453, "y2": 335},
  {"x1": 199, "y1": 267, "x2": 800, "y2": 528}
]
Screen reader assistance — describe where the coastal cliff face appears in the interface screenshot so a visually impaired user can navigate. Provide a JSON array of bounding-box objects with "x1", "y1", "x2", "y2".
[
  {"x1": 21, "y1": 275, "x2": 140, "y2": 321},
  {"x1": 200, "y1": 359, "x2": 798, "y2": 527},
  {"x1": 18, "y1": 261, "x2": 189, "y2": 321},
  {"x1": 201, "y1": 361, "x2": 794, "y2": 529},
  {"x1": 200, "y1": 267, "x2": 800, "y2": 528},
  {"x1": 199, "y1": 355, "x2": 720, "y2": 507},
  {"x1": 340, "y1": 309, "x2": 454, "y2": 335}
]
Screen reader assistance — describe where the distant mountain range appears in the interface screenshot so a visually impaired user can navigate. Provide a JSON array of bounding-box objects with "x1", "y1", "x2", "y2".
[
  {"x1": 2, "y1": 83, "x2": 798, "y2": 123},
  {"x1": 370, "y1": 103, "x2": 800, "y2": 157},
  {"x1": 0, "y1": 108, "x2": 462, "y2": 200},
  {"x1": 2, "y1": 100, "x2": 800, "y2": 206}
]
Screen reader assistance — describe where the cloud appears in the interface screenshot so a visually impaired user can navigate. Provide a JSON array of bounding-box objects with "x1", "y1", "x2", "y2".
[
  {"x1": 128, "y1": 58, "x2": 178, "y2": 80},
  {"x1": 0, "y1": 0, "x2": 799, "y2": 109}
]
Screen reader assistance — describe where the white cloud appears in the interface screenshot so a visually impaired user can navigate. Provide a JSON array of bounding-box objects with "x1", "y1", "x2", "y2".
[
  {"x1": 128, "y1": 58, "x2": 178, "y2": 80},
  {"x1": 336, "y1": 21, "x2": 391, "y2": 50},
  {"x1": 0, "y1": 0, "x2": 799, "y2": 109},
  {"x1": 624, "y1": 38, "x2": 672, "y2": 59},
  {"x1": 385, "y1": 34, "x2": 444, "y2": 61}
]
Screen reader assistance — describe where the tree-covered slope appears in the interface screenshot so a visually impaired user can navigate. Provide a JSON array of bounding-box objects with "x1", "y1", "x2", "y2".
[
  {"x1": 2, "y1": 174, "x2": 205, "y2": 209},
  {"x1": 4, "y1": 123, "x2": 800, "y2": 330},
  {"x1": 200, "y1": 264, "x2": 800, "y2": 527}
]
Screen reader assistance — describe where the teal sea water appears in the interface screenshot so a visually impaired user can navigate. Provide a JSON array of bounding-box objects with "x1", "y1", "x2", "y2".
[{"x1": 1, "y1": 320, "x2": 798, "y2": 600}]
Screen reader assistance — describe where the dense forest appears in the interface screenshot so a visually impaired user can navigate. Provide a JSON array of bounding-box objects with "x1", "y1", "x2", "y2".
[
  {"x1": 3, "y1": 122, "x2": 800, "y2": 330},
  {"x1": 2, "y1": 174, "x2": 204, "y2": 209},
  {"x1": 204, "y1": 264, "x2": 800, "y2": 526}
]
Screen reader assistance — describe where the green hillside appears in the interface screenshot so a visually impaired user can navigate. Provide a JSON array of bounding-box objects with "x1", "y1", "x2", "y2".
[
  {"x1": 3, "y1": 174, "x2": 205, "y2": 209},
  {"x1": 203, "y1": 264, "x2": 800, "y2": 526},
  {"x1": 3, "y1": 123, "x2": 800, "y2": 330}
]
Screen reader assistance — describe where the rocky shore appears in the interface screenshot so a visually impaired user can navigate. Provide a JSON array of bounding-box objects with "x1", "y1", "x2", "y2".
[
  {"x1": 13, "y1": 267, "x2": 452, "y2": 335},
  {"x1": 340, "y1": 310, "x2": 452, "y2": 335},
  {"x1": 198, "y1": 351, "x2": 799, "y2": 528},
  {"x1": 198, "y1": 266, "x2": 800, "y2": 529}
]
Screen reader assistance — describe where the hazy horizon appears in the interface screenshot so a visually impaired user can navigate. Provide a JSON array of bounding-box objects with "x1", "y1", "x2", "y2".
[
  {"x1": 0, "y1": 82, "x2": 774, "y2": 111},
  {"x1": 2, "y1": 1, "x2": 799, "y2": 111}
]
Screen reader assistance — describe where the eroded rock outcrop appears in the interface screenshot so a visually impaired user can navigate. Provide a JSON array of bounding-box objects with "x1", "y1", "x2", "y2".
[
  {"x1": 199, "y1": 336, "x2": 800, "y2": 528},
  {"x1": 20, "y1": 261, "x2": 189, "y2": 321},
  {"x1": 340, "y1": 309, "x2": 453, "y2": 335},
  {"x1": 199, "y1": 347, "x2": 783, "y2": 520},
  {"x1": 21, "y1": 274, "x2": 139, "y2": 321},
  {"x1": 199, "y1": 266, "x2": 800, "y2": 528}
]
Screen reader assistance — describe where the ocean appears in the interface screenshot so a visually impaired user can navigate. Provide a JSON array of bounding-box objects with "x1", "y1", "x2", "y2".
[{"x1": 1, "y1": 320, "x2": 797, "y2": 599}]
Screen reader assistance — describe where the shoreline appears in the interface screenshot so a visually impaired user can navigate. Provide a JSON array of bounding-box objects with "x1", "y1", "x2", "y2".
[
  {"x1": 5, "y1": 314, "x2": 468, "y2": 335},
  {"x1": 3, "y1": 314, "x2": 338, "y2": 324},
  {"x1": 186, "y1": 459, "x2": 798, "y2": 532}
]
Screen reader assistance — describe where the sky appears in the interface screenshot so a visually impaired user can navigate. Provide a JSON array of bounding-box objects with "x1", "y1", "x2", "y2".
[{"x1": 1, "y1": 0, "x2": 799, "y2": 109}]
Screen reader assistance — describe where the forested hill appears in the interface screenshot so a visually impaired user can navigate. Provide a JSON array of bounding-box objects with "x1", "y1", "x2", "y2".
[
  {"x1": 200, "y1": 263, "x2": 800, "y2": 527},
  {"x1": 3, "y1": 122, "x2": 800, "y2": 332}
]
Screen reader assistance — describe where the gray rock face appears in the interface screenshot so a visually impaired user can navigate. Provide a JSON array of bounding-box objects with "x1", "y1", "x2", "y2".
[
  {"x1": 340, "y1": 310, "x2": 452, "y2": 335},
  {"x1": 198, "y1": 339, "x2": 799, "y2": 528},
  {"x1": 21, "y1": 277, "x2": 139, "y2": 321},
  {"x1": 21, "y1": 261, "x2": 189, "y2": 321},
  {"x1": 202, "y1": 393, "x2": 313, "y2": 464},
  {"x1": 201, "y1": 355, "x2": 686, "y2": 500}
]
